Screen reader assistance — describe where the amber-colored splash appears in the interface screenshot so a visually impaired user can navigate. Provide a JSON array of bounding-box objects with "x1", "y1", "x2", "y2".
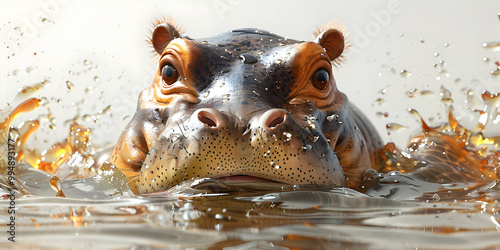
[
  {"x1": 20, "y1": 122, "x2": 92, "y2": 174},
  {"x1": 379, "y1": 89, "x2": 500, "y2": 187},
  {"x1": 0, "y1": 98, "x2": 40, "y2": 134},
  {"x1": 1, "y1": 98, "x2": 94, "y2": 176}
]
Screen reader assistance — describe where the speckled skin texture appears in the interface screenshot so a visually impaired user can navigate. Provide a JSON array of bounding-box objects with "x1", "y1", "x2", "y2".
[{"x1": 111, "y1": 23, "x2": 384, "y2": 194}]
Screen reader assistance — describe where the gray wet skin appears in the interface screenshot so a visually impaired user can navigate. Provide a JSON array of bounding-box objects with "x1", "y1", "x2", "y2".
[{"x1": 111, "y1": 23, "x2": 384, "y2": 194}]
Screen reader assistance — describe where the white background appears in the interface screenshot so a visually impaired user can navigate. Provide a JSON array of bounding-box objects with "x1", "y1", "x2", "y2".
[{"x1": 1, "y1": 0, "x2": 499, "y2": 149}]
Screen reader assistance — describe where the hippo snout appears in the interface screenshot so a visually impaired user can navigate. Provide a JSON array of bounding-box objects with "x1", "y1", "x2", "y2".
[{"x1": 137, "y1": 107, "x2": 346, "y2": 193}]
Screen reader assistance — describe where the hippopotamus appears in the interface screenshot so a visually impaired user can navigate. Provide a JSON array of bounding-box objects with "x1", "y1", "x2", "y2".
[{"x1": 110, "y1": 21, "x2": 384, "y2": 194}]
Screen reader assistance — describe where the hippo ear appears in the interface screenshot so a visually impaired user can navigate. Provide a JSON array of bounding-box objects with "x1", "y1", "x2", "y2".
[
  {"x1": 151, "y1": 22, "x2": 182, "y2": 54},
  {"x1": 313, "y1": 28, "x2": 346, "y2": 65}
]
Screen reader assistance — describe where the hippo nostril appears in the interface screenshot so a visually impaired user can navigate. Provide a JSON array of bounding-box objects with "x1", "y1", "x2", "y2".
[
  {"x1": 265, "y1": 110, "x2": 287, "y2": 128},
  {"x1": 268, "y1": 117, "x2": 284, "y2": 128},
  {"x1": 198, "y1": 111, "x2": 217, "y2": 127}
]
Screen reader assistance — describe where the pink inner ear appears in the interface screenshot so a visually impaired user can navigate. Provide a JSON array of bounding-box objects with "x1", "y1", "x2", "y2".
[
  {"x1": 316, "y1": 29, "x2": 344, "y2": 61},
  {"x1": 152, "y1": 24, "x2": 179, "y2": 54}
]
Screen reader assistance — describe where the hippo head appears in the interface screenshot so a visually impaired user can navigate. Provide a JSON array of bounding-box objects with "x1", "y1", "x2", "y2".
[{"x1": 111, "y1": 21, "x2": 382, "y2": 194}]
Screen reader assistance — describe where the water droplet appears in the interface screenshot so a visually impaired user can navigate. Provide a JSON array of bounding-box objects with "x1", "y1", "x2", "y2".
[
  {"x1": 420, "y1": 39, "x2": 425, "y2": 43},
  {"x1": 49, "y1": 176, "x2": 65, "y2": 197},
  {"x1": 431, "y1": 193, "x2": 441, "y2": 201},
  {"x1": 444, "y1": 43, "x2": 450, "y2": 47},
  {"x1": 482, "y1": 42, "x2": 500, "y2": 49},
  {"x1": 274, "y1": 59, "x2": 282, "y2": 64},
  {"x1": 306, "y1": 120, "x2": 316, "y2": 129},
  {"x1": 434, "y1": 52, "x2": 439, "y2": 57},
  {"x1": 440, "y1": 86, "x2": 452, "y2": 98},
  {"x1": 12, "y1": 69, "x2": 19, "y2": 75},
  {"x1": 408, "y1": 108, "x2": 422, "y2": 120},
  {"x1": 48, "y1": 117, "x2": 57, "y2": 130},
  {"x1": 222, "y1": 94, "x2": 230, "y2": 103},
  {"x1": 386, "y1": 123, "x2": 407, "y2": 132},
  {"x1": 405, "y1": 88, "x2": 418, "y2": 98},
  {"x1": 375, "y1": 98, "x2": 385, "y2": 104},
  {"x1": 376, "y1": 112, "x2": 389, "y2": 118},
  {"x1": 382, "y1": 68, "x2": 393, "y2": 75},
  {"x1": 93, "y1": 76, "x2": 100, "y2": 82},
  {"x1": 26, "y1": 66, "x2": 34, "y2": 73},
  {"x1": 41, "y1": 17, "x2": 54, "y2": 24},
  {"x1": 85, "y1": 86, "x2": 95, "y2": 93},
  {"x1": 400, "y1": 69, "x2": 411, "y2": 77},
  {"x1": 293, "y1": 184, "x2": 300, "y2": 190},
  {"x1": 308, "y1": 135, "x2": 319, "y2": 142},
  {"x1": 99, "y1": 105, "x2": 112, "y2": 115},
  {"x1": 399, "y1": 33, "x2": 404, "y2": 37},
  {"x1": 219, "y1": 82, "x2": 225, "y2": 88},
  {"x1": 327, "y1": 114, "x2": 339, "y2": 122},
  {"x1": 283, "y1": 132, "x2": 292, "y2": 138},
  {"x1": 204, "y1": 91, "x2": 210, "y2": 98},
  {"x1": 49, "y1": 175, "x2": 61, "y2": 192},
  {"x1": 66, "y1": 80, "x2": 74, "y2": 90},
  {"x1": 441, "y1": 97, "x2": 453, "y2": 105},
  {"x1": 362, "y1": 168, "x2": 378, "y2": 181},
  {"x1": 83, "y1": 59, "x2": 90, "y2": 66},
  {"x1": 39, "y1": 97, "x2": 49, "y2": 106},
  {"x1": 420, "y1": 90, "x2": 434, "y2": 96}
]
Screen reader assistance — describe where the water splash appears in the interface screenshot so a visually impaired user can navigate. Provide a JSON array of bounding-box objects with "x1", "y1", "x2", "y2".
[{"x1": 372, "y1": 91, "x2": 500, "y2": 201}]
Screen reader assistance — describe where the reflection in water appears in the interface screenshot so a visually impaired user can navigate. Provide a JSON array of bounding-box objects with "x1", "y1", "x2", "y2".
[{"x1": 1, "y1": 182, "x2": 500, "y2": 248}]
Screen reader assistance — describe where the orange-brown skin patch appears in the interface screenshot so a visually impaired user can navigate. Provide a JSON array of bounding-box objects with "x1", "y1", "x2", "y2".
[{"x1": 154, "y1": 39, "x2": 201, "y2": 104}]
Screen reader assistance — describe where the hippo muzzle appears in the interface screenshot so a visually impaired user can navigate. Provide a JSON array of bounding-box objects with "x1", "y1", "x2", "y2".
[
  {"x1": 111, "y1": 21, "x2": 383, "y2": 194},
  {"x1": 141, "y1": 105, "x2": 344, "y2": 193}
]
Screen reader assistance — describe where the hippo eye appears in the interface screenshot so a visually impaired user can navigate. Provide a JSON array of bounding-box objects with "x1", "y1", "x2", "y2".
[
  {"x1": 161, "y1": 64, "x2": 179, "y2": 85},
  {"x1": 311, "y1": 68, "x2": 329, "y2": 90}
]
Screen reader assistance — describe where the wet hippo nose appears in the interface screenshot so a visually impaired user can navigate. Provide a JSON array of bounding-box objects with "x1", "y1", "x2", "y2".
[
  {"x1": 194, "y1": 108, "x2": 288, "y2": 132},
  {"x1": 259, "y1": 109, "x2": 288, "y2": 129},
  {"x1": 195, "y1": 108, "x2": 227, "y2": 129},
  {"x1": 198, "y1": 110, "x2": 217, "y2": 127}
]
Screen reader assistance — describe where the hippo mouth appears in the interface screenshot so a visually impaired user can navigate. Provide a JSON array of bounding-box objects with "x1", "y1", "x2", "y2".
[{"x1": 215, "y1": 175, "x2": 277, "y2": 183}]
